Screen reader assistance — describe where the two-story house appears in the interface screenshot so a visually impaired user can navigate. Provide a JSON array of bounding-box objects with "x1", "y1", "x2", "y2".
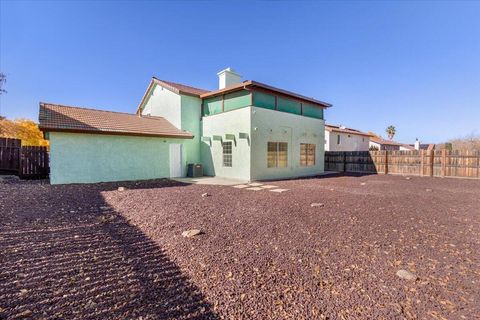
[{"x1": 39, "y1": 68, "x2": 331, "y2": 184}]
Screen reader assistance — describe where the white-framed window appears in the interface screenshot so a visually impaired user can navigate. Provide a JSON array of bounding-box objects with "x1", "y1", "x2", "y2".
[
  {"x1": 300, "y1": 143, "x2": 316, "y2": 167},
  {"x1": 267, "y1": 142, "x2": 288, "y2": 168},
  {"x1": 223, "y1": 141, "x2": 232, "y2": 167},
  {"x1": 337, "y1": 135, "x2": 341, "y2": 145}
]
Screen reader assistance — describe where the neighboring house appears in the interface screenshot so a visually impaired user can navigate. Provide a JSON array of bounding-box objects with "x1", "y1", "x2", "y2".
[
  {"x1": 369, "y1": 137, "x2": 402, "y2": 151},
  {"x1": 400, "y1": 144, "x2": 416, "y2": 151},
  {"x1": 39, "y1": 68, "x2": 331, "y2": 184},
  {"x1": 324, "y1": 124, "x2": 371, "y2": 151}
]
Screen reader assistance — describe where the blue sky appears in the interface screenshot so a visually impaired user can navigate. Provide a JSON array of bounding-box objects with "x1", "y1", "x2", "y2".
[{"x1": 1, "y1": 1, "x2": 479, "y2": 143}]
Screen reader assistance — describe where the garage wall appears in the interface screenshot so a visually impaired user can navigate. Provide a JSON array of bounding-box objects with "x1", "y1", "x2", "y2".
[{"x1": 49, "y1": 132, "x2": 182, "y2": 184}]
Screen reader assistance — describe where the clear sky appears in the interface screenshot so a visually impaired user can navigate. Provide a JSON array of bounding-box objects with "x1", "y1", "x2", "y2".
[{"x1": 1, "y1": 1, "x2": 479, "y2": 143}]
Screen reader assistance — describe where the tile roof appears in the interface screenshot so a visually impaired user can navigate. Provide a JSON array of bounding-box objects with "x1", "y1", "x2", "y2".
[
  {"x1": 152, "y1": 78, "x2": 210, "y2": 96},
  {"x1": 325, "y1": 124, "x2": 372, "y2": 137},
  {"x1": 39, "y1": 102, "x2": 193, "y2": 139},
  {"x1": 370, "y1": 137, "x2": 402, "y2": 146}
]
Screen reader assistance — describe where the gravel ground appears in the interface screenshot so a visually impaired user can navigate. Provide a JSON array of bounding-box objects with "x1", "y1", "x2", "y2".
[{"x1": 1, "y1": 174, "x2": 479, "y2": 319}]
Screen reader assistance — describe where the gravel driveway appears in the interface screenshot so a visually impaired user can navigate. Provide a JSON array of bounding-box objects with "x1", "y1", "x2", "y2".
[{"x1": 1, "y1": 174, "x2": 479, "y2": 319}]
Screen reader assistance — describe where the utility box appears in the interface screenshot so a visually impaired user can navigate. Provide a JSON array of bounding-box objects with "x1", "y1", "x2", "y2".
[{"x1": 187, "y1": 163, "x2": 203, "y2": 178}]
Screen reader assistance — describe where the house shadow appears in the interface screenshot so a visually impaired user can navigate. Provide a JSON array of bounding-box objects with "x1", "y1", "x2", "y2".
[{"x1": 0, "y1": 180, "x2": 218, "y2": 320}]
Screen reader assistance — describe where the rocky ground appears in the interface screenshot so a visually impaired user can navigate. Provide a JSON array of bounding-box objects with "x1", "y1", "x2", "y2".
[{"x1": 1, "y1": 174, "x2": 479, "y2": 319}]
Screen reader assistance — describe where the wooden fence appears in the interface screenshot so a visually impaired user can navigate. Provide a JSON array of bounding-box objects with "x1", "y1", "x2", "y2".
[
  {"x1": 325, "y1": 150, "x2": 480, "y2": 179},
  {"x1": 0, "y1": 138, "x2": 49, "y2": 179}
]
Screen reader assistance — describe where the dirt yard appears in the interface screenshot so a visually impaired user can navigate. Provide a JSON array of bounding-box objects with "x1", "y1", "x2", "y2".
[{"x1": 1, "y1": 174, "x2": 479, "y2": 319}]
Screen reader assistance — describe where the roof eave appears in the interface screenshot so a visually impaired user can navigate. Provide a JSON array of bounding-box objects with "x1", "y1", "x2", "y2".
[
  {"x1": 38, "y1": 126, "x2": 194, "y2": 139},
  {"x1": 136, "y1": 78, "x2": 157, "y2": 115},
  {"x1": 200, "y1": 80, "x2": 332, "y2": 108}
]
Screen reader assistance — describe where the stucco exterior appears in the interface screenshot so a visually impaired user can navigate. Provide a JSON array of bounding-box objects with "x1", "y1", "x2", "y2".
[
  {"x1": 251, "y1": 107, "x2": 325, "y2": 180},
  {"x1": 325, "y1": 131, "x2": 370, "y2": 151},
  {"x1": 49, "y1": 132, "x2": 182, "y2": 184},
  {"x1": 200, "y1": 106, "x2": 325, "y2": 181},
  {"x1": 201, "y1": 107, "x2": 251, "y2": 180},
  {"x1": 45, "y1": 72, "x2": 331, "y2": 184}
]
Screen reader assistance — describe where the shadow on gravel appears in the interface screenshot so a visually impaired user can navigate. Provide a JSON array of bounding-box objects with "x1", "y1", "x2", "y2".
[{"x1": 0, "y1": 179, "x2": 218, "y2": 320}]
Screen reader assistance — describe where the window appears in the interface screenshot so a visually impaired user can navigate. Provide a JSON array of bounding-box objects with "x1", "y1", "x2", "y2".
[
  {"x1": 337, "y1": 135, "x2": 341, "y2": 145},
  {"x1": 223, "y1": 141, "x2": 232, "y2": 167},
  {"x1": 267, "y1": 142, "x2": 288, "y2": 168},
  {"x1": 300, "y1": 143, "x2": 316, "y2": 167}
]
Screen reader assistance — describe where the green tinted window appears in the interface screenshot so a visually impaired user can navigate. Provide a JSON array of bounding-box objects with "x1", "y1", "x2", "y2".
[
  {"x1": 277, "y1": 97, "x2": 301, "y2": 115},
  {"x1": 224, "y1": 90, "x2": 251, "y2": 112},
  {"x1": 302, "y1": 103, "x2": 323, "y2": 119},
  {"x1": 253, "y1": 92, "x2": 276, "y2": 110},
  {"x1": 203, "y1": 96, "x2": 222, "y2": 116}
]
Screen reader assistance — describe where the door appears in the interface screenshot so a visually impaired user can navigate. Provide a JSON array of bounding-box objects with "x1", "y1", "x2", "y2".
[{"x1": 169, "y1": 144, "x2": 183, "y2": 177}]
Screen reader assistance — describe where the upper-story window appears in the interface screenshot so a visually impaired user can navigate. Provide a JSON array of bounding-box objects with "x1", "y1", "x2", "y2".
[{"x1": 337, "y1": 135, "x2": 341, "y2": 145}]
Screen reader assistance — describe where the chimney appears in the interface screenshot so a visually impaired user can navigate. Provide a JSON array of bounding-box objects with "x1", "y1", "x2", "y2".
[
  {"x1": 414, "y1": 138, "x2": 420, "y2": 150},
  {"x1": 217, "y1": 67, "x2": 241, "y2": 89}
]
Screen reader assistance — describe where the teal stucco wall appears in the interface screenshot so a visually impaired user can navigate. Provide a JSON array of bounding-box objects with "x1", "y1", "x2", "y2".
[{"x1": 49, "y1": 132, "x2": 182, "y2": 184}]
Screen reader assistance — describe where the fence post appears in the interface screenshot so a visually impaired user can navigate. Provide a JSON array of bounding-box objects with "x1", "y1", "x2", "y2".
[
  {"x1": 385, "y1": 151, "x2": 389, "y2": 175},
  {"x1": 343, "y1": 152, "x2": 347, "y2": 172},
  {"x1": 441, "y1": 149, "x2": 446, "y2": 177},
  {"x1": 420, "y1": 150, "x2": 424, "y2": 177},
  {"x1": 429, "y1": 149, "x2": 434, "y2": 177}
]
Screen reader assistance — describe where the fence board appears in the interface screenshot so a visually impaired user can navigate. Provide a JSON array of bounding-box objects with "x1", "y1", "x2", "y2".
[
  {"x1": 19, "y1": 146, "x2": 49, "y2": 179},
  {"x1": 0, "y1": 138, "x2": 49, "y2": 179},
  {"x1": 325, "y1": 150, "x2": 480, "y2": 179}
]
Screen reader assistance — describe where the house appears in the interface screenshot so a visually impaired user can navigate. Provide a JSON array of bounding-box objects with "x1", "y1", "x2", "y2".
[
  {"x1": 39, "y1": 68, "x2": 331, "y2": 184},
  {"x1": 369, "y1": 137, "x2": 402, "y2": 151},
  {"x1": 413, "y1": 139, "x2": 436, "y2": 151},
  {"x1": 400, "y1": 144, "x2": 416, "y2": 151},
  {"x1": 324, "y1": 124, "x2": 371, "y2": 151}
]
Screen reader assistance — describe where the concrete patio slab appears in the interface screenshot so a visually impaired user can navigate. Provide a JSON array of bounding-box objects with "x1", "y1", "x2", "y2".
[
  {"x1": 270, "y1": 188, "x2": 289, "y2": 193},
  {"x1": 246, "y1": 187, "x2": 264, "y2": 191},
  {"x1": 233, "y1": 184, "x2": 250, "y2": 189},
  {"x1": 174, "y1": 177, "x2": 248, "y2": 186},
  {"x1": 260, "y1": 185, "x2": 277, "y2": 189},
  {"x1": 248, "y1": 183, "x2": 263, "y2": 186}
]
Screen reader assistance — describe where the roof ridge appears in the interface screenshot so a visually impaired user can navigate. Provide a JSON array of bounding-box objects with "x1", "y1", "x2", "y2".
[
  {"x1": 152, "y1": 77, "x2": 210, "y2": 93},
  {"x1": 40, "y1": 102, "x2": 138, "y2": 116}
]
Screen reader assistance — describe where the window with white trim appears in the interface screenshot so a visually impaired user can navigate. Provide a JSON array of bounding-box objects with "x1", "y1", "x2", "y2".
[
  {"x1": 300, "y1": 143, "x2": 316, "y2": 167},
  {"x1": 223, "y1": 141, "x2": 232, "y2": 167},
  {"x1": 267, "y1": 142, "x2": 288, "y2": 168}
]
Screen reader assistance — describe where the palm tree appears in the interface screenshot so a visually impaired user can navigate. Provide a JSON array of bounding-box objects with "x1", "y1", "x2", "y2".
[{"x1": 386, "y1": 125, "x2": 396, "y2": 140}]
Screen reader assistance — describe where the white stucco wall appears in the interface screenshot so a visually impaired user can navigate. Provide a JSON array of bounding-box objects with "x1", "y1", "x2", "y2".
[
  {"x1": 141, "y1": 84, "x2": 182, "y2": 128},
  {"x1": 326, "y1": 131, "x2": 370, "y2": 151},
  {"x1": 250, "y1": 107, "x2": 325, "y2": 180},
  {"x1": 201, "y1": 107, "x2": 251, "y2": 180}
]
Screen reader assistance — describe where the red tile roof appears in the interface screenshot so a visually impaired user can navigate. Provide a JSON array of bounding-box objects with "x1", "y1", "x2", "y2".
[
  {"x1": 325, "y1": 124, "x2": 372, "y2": 137},
  {"x1": 39, "y1": 103, "x2": 193, "y2": 139},
  {"x1": 370, "y1": 137, "x2": 402, "y2": 146},
  {"x1": 152, "y1": 78, "x2": 209, "y2": 96}
]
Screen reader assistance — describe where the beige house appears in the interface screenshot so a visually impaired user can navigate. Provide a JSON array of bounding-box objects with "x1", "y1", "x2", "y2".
[{"x1": 324, "y1": 124, "x2": 371, "y2": 151}]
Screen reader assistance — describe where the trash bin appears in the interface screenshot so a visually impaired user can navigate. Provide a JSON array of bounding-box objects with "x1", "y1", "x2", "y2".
[{"x1": 187, "y1": 163, "x2": 203, "y2": 178}]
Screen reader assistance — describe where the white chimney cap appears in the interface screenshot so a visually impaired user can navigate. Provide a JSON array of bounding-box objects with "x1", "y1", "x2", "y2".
[{"x1": 217, "y1": 67, "x2": 242, "y2": 89}]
